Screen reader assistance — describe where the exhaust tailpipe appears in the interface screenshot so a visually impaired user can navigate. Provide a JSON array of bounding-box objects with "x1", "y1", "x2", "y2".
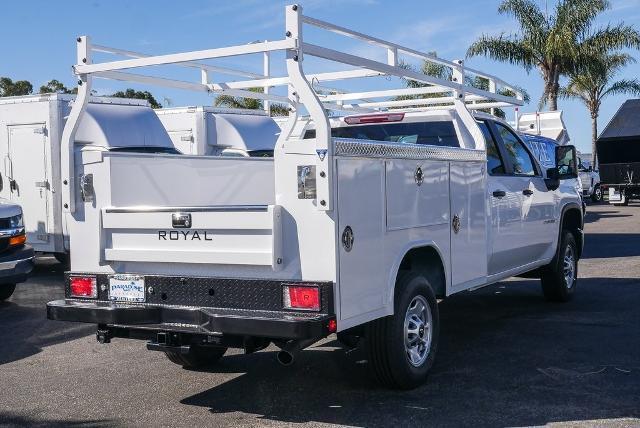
[
  {"x1": 277, "y1": 349, "x2": 295, "y2": 366},
  {"x1": 276, "y1": 338, "x2": 318, "y2": 366}
]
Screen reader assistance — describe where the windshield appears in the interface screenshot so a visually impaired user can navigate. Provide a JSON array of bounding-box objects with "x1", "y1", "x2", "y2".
[
  {"x1": 304, "y1": 121, "x2": 459, "y2": 147},
  {"x1": 109, "y1": 147, "x2": 181, "y2": 155}
]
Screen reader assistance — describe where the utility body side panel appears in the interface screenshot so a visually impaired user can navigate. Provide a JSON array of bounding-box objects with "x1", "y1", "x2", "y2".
[{"x1": 336, "y1": 154, "x2": 452, "y2": 330}]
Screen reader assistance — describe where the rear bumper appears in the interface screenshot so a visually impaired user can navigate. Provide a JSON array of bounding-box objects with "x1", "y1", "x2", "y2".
[
  {"x1": 0, "y1": 245, "x2": 34, "y2": 284},
  {"x1": 47, "y1": 273, "x2": 335, "y2": 341},
  {"x1": 47, "y1": 299, "x2": 335, "y2": 340}
]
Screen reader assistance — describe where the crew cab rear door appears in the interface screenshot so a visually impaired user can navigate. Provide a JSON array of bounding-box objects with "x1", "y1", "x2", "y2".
[{"x1": 488, "y1": 121, "x2": 556, "y2": 270}]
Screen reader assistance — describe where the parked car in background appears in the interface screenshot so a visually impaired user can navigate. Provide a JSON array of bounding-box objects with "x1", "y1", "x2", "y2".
[
  {"x1": 577, "y1": 156, "x2": 602, "y2": 202},
  {"x1": 0, "y1": 197, "x2": 34, "y2": 301}
]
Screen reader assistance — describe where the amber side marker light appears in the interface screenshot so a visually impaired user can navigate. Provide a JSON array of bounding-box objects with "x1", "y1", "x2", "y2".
[{"x1": 8, "y1": 233, "x2": 26, "y2": 247}]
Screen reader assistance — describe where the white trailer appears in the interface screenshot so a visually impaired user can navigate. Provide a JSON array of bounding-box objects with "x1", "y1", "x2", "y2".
[
  {"x1": 155, "y1": 106, "x2": 281, "y2": 156},
  {"x1": 47, "y1": 5, "x2": 584, "y2": 389},
  {"x1": 0, "y1": 94, "x2": 168, "y2": 260}
]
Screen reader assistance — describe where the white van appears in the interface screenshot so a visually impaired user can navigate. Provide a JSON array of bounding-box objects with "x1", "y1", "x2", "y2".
[
  {"x1": 155, "y1": 106, "x2": 281, "y2": 156},
  {"x1": 0, "y1": 94, "x2": 170, "y2": 262}
]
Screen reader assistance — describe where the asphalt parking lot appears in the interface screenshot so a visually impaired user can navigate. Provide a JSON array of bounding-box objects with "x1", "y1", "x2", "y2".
[{"x1": 0, "y1": 202, "x2": 639, "y2": 428}]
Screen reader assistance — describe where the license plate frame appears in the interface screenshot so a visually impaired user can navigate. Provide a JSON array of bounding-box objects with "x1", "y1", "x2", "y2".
[{"x1": 109, "y1": 274, "x2": 146, "y2": 303}]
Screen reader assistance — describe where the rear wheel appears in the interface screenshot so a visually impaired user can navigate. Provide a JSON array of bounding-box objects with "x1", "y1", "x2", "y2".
[
  {"x1": 0, "y1": 284, "x2": 16, "y2": 301},
  {"x1": 541, "y1": 231, "x2": 578, "y2": 302},
  {"x1": 365, "y1": 271, "x2": 439, "y2": 389},
  {"x1": 164, "y1": 345, "x2": 227, "y2": 368},
  {"x1": 591, "y1": 185, "x2": 603, "y2": 203}
]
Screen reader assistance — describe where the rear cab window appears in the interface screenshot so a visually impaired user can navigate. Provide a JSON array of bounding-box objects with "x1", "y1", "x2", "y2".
[{"x1": 304, "y1": 120, "x2": 460, "y2": 147}]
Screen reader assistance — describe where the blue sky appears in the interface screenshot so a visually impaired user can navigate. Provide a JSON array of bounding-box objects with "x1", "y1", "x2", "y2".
[{"x1": 2, "y1": 0, "x2": 639, "y2": 154}]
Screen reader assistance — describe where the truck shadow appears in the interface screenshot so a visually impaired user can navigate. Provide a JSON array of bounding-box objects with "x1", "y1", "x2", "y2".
[
  {"x1": 0, "y1": 257, "x2": 93, "y2": 366},
  {"x1": 180, "y1": 277, "x2": 640, "y2": 427},
  {"x1": 0, "y1": 413, "x2": 115, "y2": 428},
  {"x1": 584, "y1": 209, "x2": 633, "y2": 224},
  {"x1": 581, "y1": 233, "x2": 640, "y2": 258}
]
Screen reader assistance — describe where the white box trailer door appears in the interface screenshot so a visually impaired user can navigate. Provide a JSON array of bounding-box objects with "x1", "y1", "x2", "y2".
[{"x1": 5, "y1": 123, "x2": 51, "y2": 247}]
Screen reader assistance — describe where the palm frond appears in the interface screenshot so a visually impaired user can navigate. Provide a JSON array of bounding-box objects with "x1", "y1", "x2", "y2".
[
  {"x1": 466, "y1": 34, "x2": 536, "y2": 70},
  {"x1": 602, "y1": 79, "x2": 640, "y2": 97},
  {"x1": 582, "y1": 23, "x2": 640, "y2": 52},
  {"x1": 498, "y1": 0, "x2": 548, "y2": 44}
]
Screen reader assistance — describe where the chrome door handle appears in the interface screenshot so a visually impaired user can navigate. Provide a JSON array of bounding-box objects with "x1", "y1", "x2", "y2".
[
  {"x1": 492, "y1": 190, "x2": 506, "y2": 198},
  {"x1": 523, "y1": 189, "x2": 534, "y2": 196}
]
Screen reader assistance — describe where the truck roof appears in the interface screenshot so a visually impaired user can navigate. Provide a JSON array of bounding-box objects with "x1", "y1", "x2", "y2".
[{"x1": 75, "y1": 103, "x2": 173, "y2": 150}]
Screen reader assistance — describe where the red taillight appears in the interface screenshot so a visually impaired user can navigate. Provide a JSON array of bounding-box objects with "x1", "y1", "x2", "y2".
[
  {"x1": 327, "y1": 318, "x2": 337, "y2": 333},
  {"x1": 70, "y1": 276, "x2": 97, "y2": 298},
  {"x1": 283, "y1": 285, "x2": 320, "y2": 311},
  {"x1": 344, "y1": 113, "x2": 405, "y2": 125}
]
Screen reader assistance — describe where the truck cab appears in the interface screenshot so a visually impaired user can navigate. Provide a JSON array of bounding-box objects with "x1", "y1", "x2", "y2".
[{"x1": 47, "y1": 5, "x2": 584, "y2": 389}]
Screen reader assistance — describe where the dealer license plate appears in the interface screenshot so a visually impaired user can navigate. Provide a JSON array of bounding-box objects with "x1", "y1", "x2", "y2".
[{"x1": 109, "y1": 274, "x2": 145, "y2": 302}]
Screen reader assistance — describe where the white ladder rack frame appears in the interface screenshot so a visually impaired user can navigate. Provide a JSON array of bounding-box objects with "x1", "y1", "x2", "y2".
[{"x1": 60, "y1": 3, "x2": 524, "y2": 213}]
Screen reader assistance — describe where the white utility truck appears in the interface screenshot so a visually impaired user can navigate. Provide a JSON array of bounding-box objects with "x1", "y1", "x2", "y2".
[
  {"x1": 155, "y1": 106, "x2": 280, "y2": 156},
  {"x1": 0, "y1": 94, "x2": 170, "y2": 263},
  {"x1": 47, "y1": 5, "x2": 583, "y2": 389}
]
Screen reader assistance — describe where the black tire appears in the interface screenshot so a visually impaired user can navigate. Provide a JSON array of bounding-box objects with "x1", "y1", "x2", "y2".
[
  {"x1": 164, "y1": 345, "x2": 227, "y2": 368},
  {"x1": 591, "y1": 185, "x2": 603, "y2": 203},
  {"x1": 0, "y1": 284, "x2": 16, "y2": 301},
  {"x1": 541, "y1": 231, "x2": 578, "y2": 302},
  {"x1": 337, "y1": 331, "x2": 361, "y2": 348},
  {"x1": 365, "y1": 271, "x2": 439, "y2": 389}
]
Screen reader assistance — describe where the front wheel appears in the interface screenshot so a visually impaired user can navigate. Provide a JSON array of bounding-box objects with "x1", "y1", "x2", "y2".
[
  {"x1": 365, "y1": 271, "x2": 439, "y2": 389},
  {"x1": 164, "y1": 345, "x2": 227, "y2": 368},
  {"x1": 591, "y1": 185, "x2": 603, "y2": 203},
  {"x1": 0, "y1": 284, "x2": 16, "y2": 301},
  {"x1": 541, "y1": 231, "x2": 578, "y2": 302}
]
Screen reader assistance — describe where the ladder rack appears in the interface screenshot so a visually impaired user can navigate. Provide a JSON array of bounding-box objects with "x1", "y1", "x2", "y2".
[{"x1": 60, "y1": 4, "x2": 525, "y2": 213}]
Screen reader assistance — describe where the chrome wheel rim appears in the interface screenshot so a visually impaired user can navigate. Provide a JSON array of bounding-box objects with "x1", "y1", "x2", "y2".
[
  {"x1": 595, "y1": 187, "x2": 602, "y2": 200},
  {"x1": 563, "y1": 245, "x2": 576, "y2": 289},
  {"x1": 404, "y1": 295, "x2": 432, "y2": 367}
]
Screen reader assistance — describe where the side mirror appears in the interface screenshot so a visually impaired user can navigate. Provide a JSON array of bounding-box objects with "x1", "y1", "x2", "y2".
[
  {"x1": 555, "y1": 145, "x2": 578, "y2": 179},
  {"x1": 545, "y1": 167, "x2": 560, "y2": 191}
]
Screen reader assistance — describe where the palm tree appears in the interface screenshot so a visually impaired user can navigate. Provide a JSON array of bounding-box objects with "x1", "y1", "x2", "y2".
[
  {"x1": 395, "y1": 57, "x2": 529, "y2": 118},
  {"x1": 214, "y1": 87, "x2": 289, "y2": 116},
  {"x1": 467, "y1": 0, "x2": 640, "y2": 111},
  {"x1": 560, "y1": 52, "x2": 640, "y2": 166}
]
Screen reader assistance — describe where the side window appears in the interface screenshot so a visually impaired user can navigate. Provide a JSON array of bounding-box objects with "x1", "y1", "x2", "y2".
[
  {"x1": 477, "y1": 121, "x2": 505, "y2": 175},
  {"x1": 494, "y1": 123, "x2": 537, "y2": 176}
]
